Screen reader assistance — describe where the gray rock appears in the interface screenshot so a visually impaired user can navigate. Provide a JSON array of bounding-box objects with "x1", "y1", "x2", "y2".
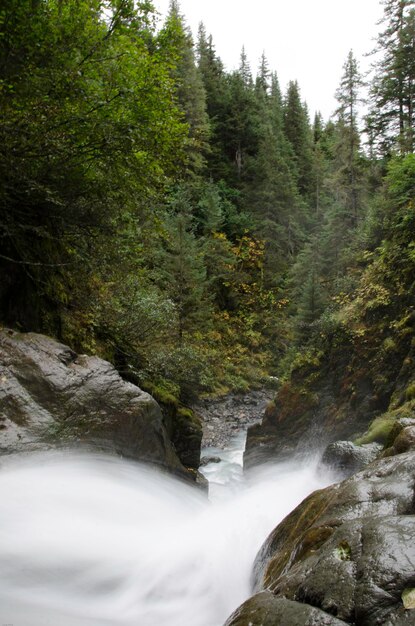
[
  {"x1": 237, "y1": 450, "x2": 415, "y2": 626},
  {"x1": 320, "y1": 440, "x2": 382, "y2": 477},
  {"x1": 194, "y1": 390, "x2": 273, "y2": 449},
  {"x1": 224, "y1": 592, "x2": 349, "y2": 626},
  {"x1": 200, "y1": 456, "x2": 222, "y2": 466},
  {"x1": 0, "y1": 330, "x2": 188, "y2": 477},
  {"x1": 382, "y1": 418, "x2": 415, "y2": 458}
]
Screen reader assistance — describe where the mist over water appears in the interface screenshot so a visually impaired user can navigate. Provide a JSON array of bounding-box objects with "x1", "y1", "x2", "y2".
[{"x1": 0, "y1": 446, "x2": 333, "y2": 626}]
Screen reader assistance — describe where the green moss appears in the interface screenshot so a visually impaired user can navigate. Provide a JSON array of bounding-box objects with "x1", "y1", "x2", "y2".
[
  {"x1": 355, "y1": 415, "x2": 396, "y2": 445},
  {"x1": 334, "y1": 540, "x2": 352, "y2": 561},
  {"x1": 405, "y1": 382, "x2": 415, "y2": 401},
  {"x1": 142, "y1": 380, "x2": 180, "y2": 408},
  {"x1": 263, "y1": 487, "x2": 338, "y2": 590},
  {"x1": 382, "y1": 336, "x2": 397, "y2": 352},
  {"x1": 177, "y1": 407, "x2": 194, "y2": 420},
  {"x1": 402, "y1": 588, "x2": 415, "y2": 610},
  {"x1": 176, "y1": 407, "x2": 202, "y2": 430}
]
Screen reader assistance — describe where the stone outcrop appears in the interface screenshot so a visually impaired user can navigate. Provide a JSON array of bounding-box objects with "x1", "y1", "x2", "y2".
[
  {"x1": 0, "y1": 329, "x2": 190, "y2": 478},
  {"x1": 243, "y1": 371, "x2": 381, "y2": 469},
  {"x1": 244, "y1": 312, "x2": 415, "y2": 470},
  {"x1": 226, "y1": 432, "x2": 415, "y2": 626},
  {"x1": 225, "y1": 592, "x2": 348, "y2": 625},
  {"x1": 194, "y1": 390, "x2": 273, "y2": 449},
  {"x1": 320, "y1": 441, "x2": 382, "y2": 477}
]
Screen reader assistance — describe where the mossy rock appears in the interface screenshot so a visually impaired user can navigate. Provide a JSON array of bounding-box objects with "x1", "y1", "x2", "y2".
[
  {"x1": 355, "y1": 415, "x2": 396, "y2": 445},
  {"x1": 253, "y1": 486, "x2": 338, "y2": 591},
  {"x1": 224, "y1": 592, "x2": 348, "y2": 626},
  {"x1": 405, "y1": 382, "x2": 415, "y2": 401},
  {"x1": 402, "y1": 588, "x2": 415, "y2": 610},
  {"x1": 356, "y1": 401, "x2": 415, "y2": 449}
]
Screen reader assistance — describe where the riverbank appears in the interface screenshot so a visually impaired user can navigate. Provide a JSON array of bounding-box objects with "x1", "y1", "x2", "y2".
[{"x1": 193, "y1": 390, "x2": 274, "y2": 450}]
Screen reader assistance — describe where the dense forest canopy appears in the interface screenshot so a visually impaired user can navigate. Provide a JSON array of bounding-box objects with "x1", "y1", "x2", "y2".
[{"x1": 0, "y1": 0, "x2": 414, "y2": 409}]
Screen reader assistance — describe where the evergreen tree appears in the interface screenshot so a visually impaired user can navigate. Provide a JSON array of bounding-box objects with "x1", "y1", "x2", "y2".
[
  {"x1": 196, "y1": 24, "x2": 230, "y2": 180},
  {"x1": 334, "y1": 50, "x2": 365, "y2": 227},
  {"x1": 220, "y1": 53, "x2": 259, "y2": 183},
  {"x1": 248, "y1": 72, "x2": 305, "y2": 282},
  {"x1": 160, "y1": 1, "x2": 210, "y2": 173},
  {"x1": 196, "y1": 183, "x2": 236, "y2": 308},
  {"x1": 290, "y1": 240, "x2": 327, "y2": 341},
  {"x1": 311, "y1": 113, "x2": 331, "y2": 218},
  {"x1": 156, "y1": 188, "x2": 212, "y2": 342},
  {"x1": 369, "y1": 0, "x2": 415, "y2": 154},
  {"x1": 239, "y1": 46, "x2": 254, "y2": 87},
  {"x1": 256, "y1": 52, "x2": 271, "y2": 94},
  {"x1": 283, "y1": 81, "x2": 314, "y2": 200}
]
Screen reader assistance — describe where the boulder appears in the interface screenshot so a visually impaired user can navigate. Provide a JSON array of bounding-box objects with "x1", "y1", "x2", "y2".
[
  {"x1": 230, "y1": 450, "x2": 415, "y2": 626},
  {"x1": 320, "y1": 441, "x2": 382, "y2": 477},
  {"x1": 382, "y1": 417, "x2": 415, "y2": 458},
  {"x1": 200, "y1": 456, "x2": 222, "y2": 466},
  {"x1": 0, "y1": 329, "x2": 189, "y2": 477},
  {"x1": 224, "y1": 592, "x2": 348, "y2": 626}
]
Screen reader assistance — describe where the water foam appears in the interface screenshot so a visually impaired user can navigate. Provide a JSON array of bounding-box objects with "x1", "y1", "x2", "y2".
[{"x1": 0, "y1": 449, "x2": 333, "y2": 626}]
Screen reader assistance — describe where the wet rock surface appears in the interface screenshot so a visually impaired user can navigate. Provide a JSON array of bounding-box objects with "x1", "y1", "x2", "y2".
[
  {"x1": 193, "y1": 390, "x2": 274, "y2": 449},
  {"x1": 226, "y1": 448, "x2": 415, "y2": 626},
  {"x1": 224, "y1": 591, "x2": 349, "y2": 625},
  {"x1": 0, "y1": 330, "x2": 188, "y2": 477},
  {"x1": 382, "y1": 418, "x2": 415, "y2": 458},
  {"x1": 243, "y1": 358, "x2": 387, "y2": 470},
  {"x1": 320, "y1": 441, "x2": 382, "y2": 477}
]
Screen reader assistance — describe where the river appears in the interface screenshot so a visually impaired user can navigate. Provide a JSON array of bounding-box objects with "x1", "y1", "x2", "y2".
[{"x1": 0, "y1": 432, "x2": 334, "y2": 626}]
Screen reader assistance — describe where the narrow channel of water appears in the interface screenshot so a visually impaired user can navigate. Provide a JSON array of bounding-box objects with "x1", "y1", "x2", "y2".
[{"x1": 0, "y1": 436, "x2": 334, "y2": 626}]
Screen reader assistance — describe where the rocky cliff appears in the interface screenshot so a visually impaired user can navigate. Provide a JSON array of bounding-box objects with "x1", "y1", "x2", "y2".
[
  {"x1": 0, "y1": 329, "x2": 196, "y2": 479},
  {"x1": 244, "y1": 305, "x2": 415, "y2": 468}
]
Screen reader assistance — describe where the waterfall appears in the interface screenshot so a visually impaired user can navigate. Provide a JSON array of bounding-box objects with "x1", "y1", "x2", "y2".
[{"x1": 0, "y1": 444, "x2": 333, "y2": 626}]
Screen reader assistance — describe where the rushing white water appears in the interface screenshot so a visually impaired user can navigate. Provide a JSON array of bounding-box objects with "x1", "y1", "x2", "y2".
[{"x1": 0, "y1": 445, "x2": 333, "y2": 626}]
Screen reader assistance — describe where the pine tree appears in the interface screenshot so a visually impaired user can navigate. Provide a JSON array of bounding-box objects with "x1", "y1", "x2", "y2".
[
  {"x1": 290, "y1": 241, "x2": 327, "y2": 341},
  {"x1": 247, "y1": 72, "x2": 305, "y2": 283},
  {"x1": 369, "y1": 0, "x2": 415, "y2": 154},
  {"x1": 196, "y1": 24, "x2": 230, "y2": 180},
  {"x1": 256, "y1": 52, "x2": 271, "y2": 94},
  {"x1": 196, "y1": 183, "x2": 236, "y2": 308},
  {"x1": 221, "y1": 53, "x2": 259, "y2": 183},
  {"x1": 334, "y1": 50, "x2": 365, "y2": 226},
  {"x1": 157, "y1": 188, "x2": 212, "y2": 342},
  {"x1": 239, "y1": 46, "x2": 254, "y2": 87},
  {"x1": 283, "y1": 81, "x2": 314, "y2": 200},
  {"x1": 161, "y1": 2, "x2": 210, "y2": 173},
  {"x1": 311, "y1": 113, "x2": 331, "y2": 218}
]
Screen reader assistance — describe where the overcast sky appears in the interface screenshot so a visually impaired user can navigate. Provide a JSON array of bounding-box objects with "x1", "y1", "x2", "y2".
[{"x1": 154, "y1": 0, "x2": 385, "y2": 120}]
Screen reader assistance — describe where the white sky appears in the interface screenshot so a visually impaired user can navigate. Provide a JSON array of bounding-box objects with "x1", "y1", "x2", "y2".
[{"x1": 154, "y1": 0, "x2": 385, "y2": 120}]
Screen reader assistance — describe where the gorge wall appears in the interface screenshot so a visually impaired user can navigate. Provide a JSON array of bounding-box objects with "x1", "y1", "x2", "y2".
[{"x1": 0, "y1": 329, "x2": 201, "y2": 481}]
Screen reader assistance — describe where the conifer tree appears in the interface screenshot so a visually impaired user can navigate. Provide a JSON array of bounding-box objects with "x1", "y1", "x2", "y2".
[
  {"x1": 256, "y1": 52, "x2": 271, "y2": 94},
  {"x1": 248, "y1": 71, "x2": 305, "y2": 283},
  {"x1": 156, "y1": 188, "x2": 212, "y2": 342},
  {"x1": 311, "y1": 113, "x2": 331, "y2": 218},
  {"x1": 369, "y1": 0, "x2": 415, "y2": 154},
  {"x1": 221, "y1": 51, "x2": 259, "y2": 183},
  {"x1": 196, "y1": 24, "x2": 230, "y2": 179},
  {"x1": 161, "y1": 1, "x2": 210, "y2": 173},
  {"x1": 334, "y1": 50, "x2": 365, "y2": 226},
  {"x1": 283, "y1": 81, "x2": 314, "y2": 200},
  {"x1": 290, "y1": 240, "x2": 327, "y2": 341},
  {"x1": 197, "y1": 183, "x2": 236, "y2": 308}
]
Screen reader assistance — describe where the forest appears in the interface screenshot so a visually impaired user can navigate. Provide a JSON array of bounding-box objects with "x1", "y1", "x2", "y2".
[{"x1": 1, "y1": 0, "x2": 414, "y2": 416}]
